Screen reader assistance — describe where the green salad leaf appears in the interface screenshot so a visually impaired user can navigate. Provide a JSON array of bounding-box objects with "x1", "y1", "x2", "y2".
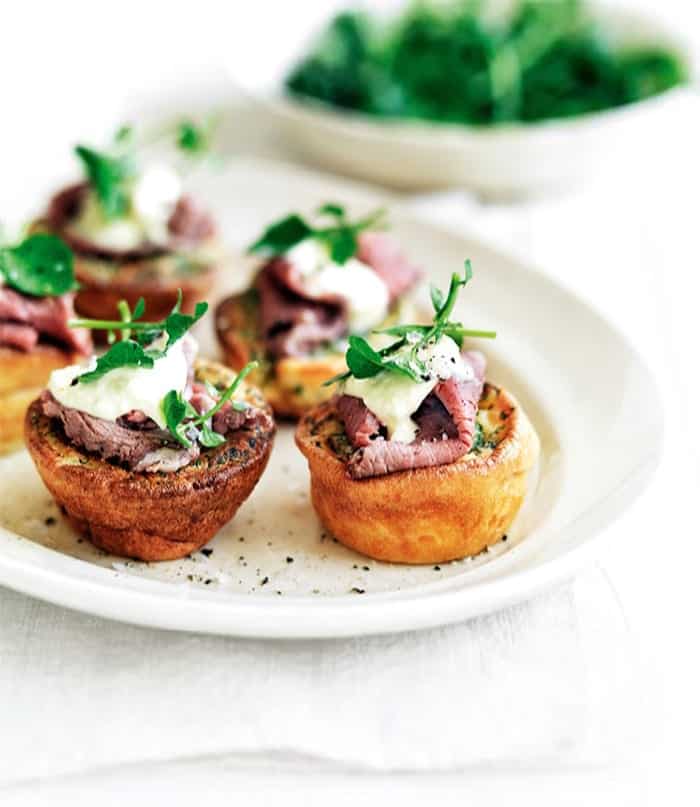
[
  {"x1": 285, "y1": 2, "x2": 689, "y2": 126},
  {"x1": 248, "y1": 203, "x2": 386, "y2": 264},
  {"x1": 0, "y1": 234, "x2": 77, "y2": 298}
]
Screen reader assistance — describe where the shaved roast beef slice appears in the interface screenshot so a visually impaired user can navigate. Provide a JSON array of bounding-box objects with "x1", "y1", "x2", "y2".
[
  {"x1": 188, "y1": 382, "x2": 254, "y2": 435},
  {"x1": 256, "y1": 262, "x2": 346, "y2": 358},
  {"x1": 168, "y1": 195, "x2": 216, "y2": 242},
  {"x1": 413, "y1": 393, "x2": 458, "y2": 442},
  {"x1": 336, "y1": 395, "x2": 383, "y2": 448},
  {"x1": 0, "y1": 287, "x2": 90, "y2": 354},
  {"x1": 357, "y1": 232, "x2": 421, "y2": 302},
  {"x1": 347, "y1": 437, "x2": 469, "y2": 480},
  {"x1": 433, "y1": 350, "x2": 485, "y2": 446},
  {"x1": 40, "y1": 390, "x2": 197, "y2": 472},
  {"x1": 0, "y1": 322, "x2": 39, "y2": 351}
]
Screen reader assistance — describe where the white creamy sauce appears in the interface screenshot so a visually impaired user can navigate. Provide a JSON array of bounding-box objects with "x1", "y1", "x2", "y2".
[
  {"x1": 343, "y1": 335, "x2": 471, "y2": 444},
  {"x1": 286, "y1": 239, "x2": 389, "y2": 334},
  {"x1": 48, "y1": 337, "x2": 190, "y2": 429},
  {"x1": 68, "y1": 164, "x2": 181, "y2": 251}
]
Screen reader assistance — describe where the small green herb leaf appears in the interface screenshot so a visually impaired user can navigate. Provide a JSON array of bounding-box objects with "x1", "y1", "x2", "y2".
[
  {"x1": 78, "y1": 341, "x2": 155, "y2": 384},
  {"x1": 317, "y1": 202, "x2": 345, "y2": 218},
  {"x1": 0, "y1": 234, "x2": 76, "y2": 298},
  {"x1": 248, "y1": 205, "x2": 387, "y2": 264},
  {"x1": 75, "y1": 144, "x2": 133, "y2": 219},
  {"x1": 199, "y1": 423, "x2": 226, "y2": 448},
  {"x1": 345, "y1": 335, "x2": 386, "y2": 379},
  {"x1": 248, "y1": 215, "x2": 314, "y2": 256},
  {"x1": 162, "y1": 390, "x2": 194, "y2": 447},
  {"x1": 430, "y1": 284, "x2": 444, "y2": 314},
  {"x1": 132, "y1": 297, "x2": 146, "y2": 320},
  {"x1": 324, "y1": 228, "x2": 357, "y2": 264},
  {"x1": 163, "y1": 301, "x2": 208, "y2": 350}
]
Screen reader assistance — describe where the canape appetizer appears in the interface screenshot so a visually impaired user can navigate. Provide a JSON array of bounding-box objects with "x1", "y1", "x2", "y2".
[
  {"x1": 25, "y1": 294, "x2": 275, "y2": 561},
  {"x1": 216, "y1": 204, "x2": 422, "y2": 418},
  {"x1": 35, "y1": 119, "x2": 220, "y2": 327},
  {"x1": 296, "y1": 261, "x2": 540, "y2": 564},
  {"x1": 1, "y1": 233, "x2": 91, "y2": 453}
]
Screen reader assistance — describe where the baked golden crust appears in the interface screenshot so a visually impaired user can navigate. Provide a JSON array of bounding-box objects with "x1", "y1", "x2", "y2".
[
  {"x1": 0, "y1": 345, "x2": 83, "y2": 454},
  {"x1": 24, "y1": 360, "x2": 275, "y2": 561},
  {"x1": 215, "y1": 289, "x2": 419, "y2": 420},
  {"x1": 295, "y1": 383, "x2": 540, "y2": 564}
]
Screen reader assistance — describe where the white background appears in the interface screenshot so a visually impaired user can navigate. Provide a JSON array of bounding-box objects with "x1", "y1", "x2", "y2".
[{"x1": 1, "y1": 1, "x2": 699, "y2": 804}]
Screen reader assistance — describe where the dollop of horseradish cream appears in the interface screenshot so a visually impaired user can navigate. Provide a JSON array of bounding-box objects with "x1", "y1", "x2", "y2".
[
  {"x1": 286, "y1": 238, "x2": 390, "y2": 334},
  {"x1": 48, "y1": 336, "x2": 191, "y2": 428},
  {"x1": 68, "y1": 164, "x2": 182, "y2": 251}
]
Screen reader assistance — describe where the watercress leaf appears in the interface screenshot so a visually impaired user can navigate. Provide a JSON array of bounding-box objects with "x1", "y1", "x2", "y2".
[
  {"x1": 248, "y1": 214, "x2": 313, "y2": 255},
  {"x1": 163, "y1": 301, "x2": 208, "y2": 349},
  {"x1": 0, "y1": 234, "x2": 76, "y2": 297},
  {"x1": 74, "y1": 145, "x2": 132, "y2": 219},
  {"x1": 430, "y1": 283, "x2": 444, "y2": 314},
  {"x1": 177, "y1": 120, "x2": 208, "y2": 154},
  {"x1": 321, "y1": 227, "x2": 357, "y2": 264},
  {"x1": 317, "y1": 202, "x2": 345, "y2": 219},
  {"x1": 345, "y1": 335, "x2": 386, "y2": 379},
  {"x1": 162, "y1": 390, "x2": 189, "y2": 446},
  {"x1": 199, "y1": 423, "x2": 226, "y2": 448},
  {"x1": 78, "y1": 340, "x2": 155, "y2": 384},
  {"x1": 132, "y1": 297, "x2": 146, "y2": 320}
]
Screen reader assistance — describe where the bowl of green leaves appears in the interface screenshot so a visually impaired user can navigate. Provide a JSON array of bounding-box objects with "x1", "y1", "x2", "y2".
[{"x1": 230, "y1": 0, "x2": 692, "y2": 196}]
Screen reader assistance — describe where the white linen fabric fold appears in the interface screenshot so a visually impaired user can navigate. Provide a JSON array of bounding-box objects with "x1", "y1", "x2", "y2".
[{"x1": 0, "y1": 568, "x2": 637, "y2": 787}]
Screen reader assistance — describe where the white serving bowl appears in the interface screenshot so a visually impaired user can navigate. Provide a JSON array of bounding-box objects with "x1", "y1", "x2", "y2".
[{"x1": 226, "y1": 2, "x2": 693, "y2": 196}]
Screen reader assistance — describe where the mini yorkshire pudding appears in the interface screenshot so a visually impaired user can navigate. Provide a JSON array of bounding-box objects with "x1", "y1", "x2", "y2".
[
  {"x1": 37, "y1": 183, "x2": 219, "y2": 327},
  {"x1": 25, "y1": 360, "x2": 275, "y2": 561},
  {"x1": 216, "y1": 207, "x2": 423, "y2": 420},
  {"x1": 296, "y1": 383, "x2": 540, "y2": 564}
]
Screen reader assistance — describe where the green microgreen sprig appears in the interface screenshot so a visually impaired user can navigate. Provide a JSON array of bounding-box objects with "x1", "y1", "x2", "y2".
[
  {"x1": 324, "y1": 259, "x2": 495, "y2": 386},
  {"x1": 69, "y1": 291, "x2": 208, "y2": 384},
  {"x1": 74, "y1": 115, "x2": 221, "y2": 219},
  {"x1": 248, "y1": 203, "x2": 387, "y2": 265},
  {"x1": 163, "y1": 361, "x2": 257, "y2": 449}
]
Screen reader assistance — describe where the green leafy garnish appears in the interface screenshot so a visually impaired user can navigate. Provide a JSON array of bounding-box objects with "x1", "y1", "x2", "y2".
[
  {"x1": 176, "y1": 116, "x2": 219, "y2": 157},
  {"x1": 70, "y1": 291, "x2": 207, "y2": 351},
  {"x1": 71, "y1": 292, "x2": 208, "y2": 384},
  {"x1": 163, "y1": 361, "x2": 257, "y2": 448},
  {"x1": 74, "y1": 114, "x2": 220, "y2": 219},
  {"x1": 286, "y1": 3, "x2": 688, "y2": 126},
  {"x1": 74, "y1": 145, "x2": 133, "y2": 219},
  {"x1": 248, "y1": 204, "x2": 387, "y2": 264},
  {"x1": 325, "y1": 259, "x2": 495, "y2": 386},
  {"x1": 0, "y1": 233, "x2": 77, "y2": 298},
  {"x1": 78, "y1": 340, "x2": 155, "y2": 383}
]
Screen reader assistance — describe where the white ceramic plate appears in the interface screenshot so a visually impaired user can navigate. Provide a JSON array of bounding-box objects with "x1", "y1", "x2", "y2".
[
  {"x1": 0, "y1": 158, "x2": 662, "y2": 638},
  {"x1": 226, "y1": 2, "x2": 693, "y2": 196}
]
